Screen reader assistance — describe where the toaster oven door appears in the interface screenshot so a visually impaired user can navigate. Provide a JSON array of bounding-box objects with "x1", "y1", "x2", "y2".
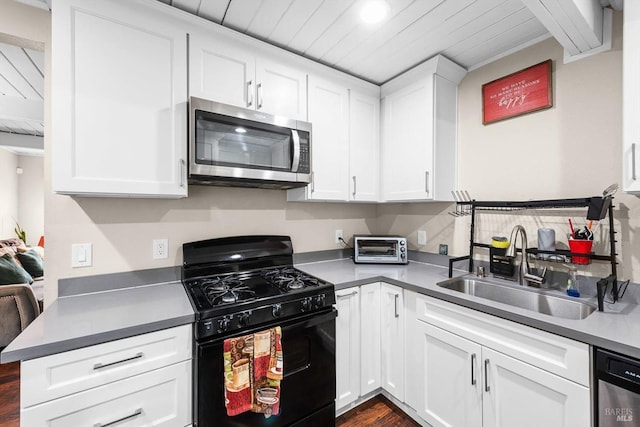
[{"x1": 355, "y1": 239, "x2": 406, "y2": 264}]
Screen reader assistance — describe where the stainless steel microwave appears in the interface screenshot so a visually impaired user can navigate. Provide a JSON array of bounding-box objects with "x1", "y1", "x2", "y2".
[
  {"x1": 189, "y1": 97, "x2": 312, "y2": 189},
  {"x1": 353, "y1": 235, "x2": 408, "y2": 265}
]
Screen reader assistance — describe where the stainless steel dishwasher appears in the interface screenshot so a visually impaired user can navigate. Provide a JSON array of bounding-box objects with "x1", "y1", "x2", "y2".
[{"x1": 595, "y1": 348, "x2": 640, "y2": 426}]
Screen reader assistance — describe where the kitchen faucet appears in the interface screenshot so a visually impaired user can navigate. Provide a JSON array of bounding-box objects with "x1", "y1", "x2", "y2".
[{"x1": 505, "y1": 225, "x2": 546, "y2": 286}]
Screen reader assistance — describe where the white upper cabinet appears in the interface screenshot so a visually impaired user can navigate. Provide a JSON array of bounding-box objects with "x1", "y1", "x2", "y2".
[
  {"x1": 381, "y1": 55, "x2": 466, "y2": 202},
  {"x1": 189, "y1": 32, "x2": 307, "y2": 120},
  {"x1": 349, "y1": 91, "x2": 380, "y2": 202},
  {"x1": 624, "y1": 0, "x2": 640, "y2": 194},
  {"x1": 305, "y1": 75, "x2": 350, "y2": 201},
  {"x1": 52, "y1": 0, "x2": 188, "y2": 197},
  {"x1": 287, "y1": 75, "x2": 380, "y2": 202}
]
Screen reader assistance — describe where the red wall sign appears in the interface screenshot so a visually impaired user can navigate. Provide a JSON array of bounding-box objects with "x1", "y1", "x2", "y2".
[{"x1": 482, "y1": 60, "x2": 552, "y2": 125}]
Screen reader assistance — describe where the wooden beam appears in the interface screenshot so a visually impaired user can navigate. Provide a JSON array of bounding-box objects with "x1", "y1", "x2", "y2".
[
  {"x1": 522, "y1": 0, "x2": 610, "y2": 60},
  {"x1": 0, "y1": 132, "x2": 44, "y2": 150},
  {"x1": 0, "y1": 96, "x2": 43, "y2": 122}
]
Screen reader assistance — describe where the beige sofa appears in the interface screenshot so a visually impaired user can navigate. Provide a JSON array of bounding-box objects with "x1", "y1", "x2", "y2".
[{"x1": 0, "y1": 238, "x2": 43, "y2": 349}]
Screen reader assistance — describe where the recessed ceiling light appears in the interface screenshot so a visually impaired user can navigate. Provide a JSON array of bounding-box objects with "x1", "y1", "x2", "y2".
[
  {"x1": 360, "y1": 0, "x2": 390, "y2": 24},
  {"x1": 235, "y1": 127, "x2": 247, "y2": 133}
]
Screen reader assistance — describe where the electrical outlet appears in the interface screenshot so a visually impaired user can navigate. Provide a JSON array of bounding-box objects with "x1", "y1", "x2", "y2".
[
  {"x1": 153, "y1": 239, "x2": 169, "y2": 259},
  {"x1": 335, "y1": 229, "x2": 344, "y2": 244},
  {"x1": 71, "y1": 243, "x2": 92, "y2": 268},
  {"x1": 439, "y1": 244, "x2": 448, "y2": 255},
  {"x1": 417, "y1": 230, "x2": 427, "y2": 245}
]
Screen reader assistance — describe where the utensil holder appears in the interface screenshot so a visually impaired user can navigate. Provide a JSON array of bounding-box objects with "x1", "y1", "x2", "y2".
[
  {"x1": 568, "y1": 238, "x2": 593, "y2": 265},
  {"x1": 490, "y1": 247, "x2": 514, "y2": 277}
]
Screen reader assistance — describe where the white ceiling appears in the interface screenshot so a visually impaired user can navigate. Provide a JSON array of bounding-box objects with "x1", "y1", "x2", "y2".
[{"x1": 164, "y1": 0, "x2": 552, "y2": 84}]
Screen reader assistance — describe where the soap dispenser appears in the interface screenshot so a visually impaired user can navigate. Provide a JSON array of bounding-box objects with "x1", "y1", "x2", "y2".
[{"x1": 567, "y1": 268, "x2": 580, "y2": 297}]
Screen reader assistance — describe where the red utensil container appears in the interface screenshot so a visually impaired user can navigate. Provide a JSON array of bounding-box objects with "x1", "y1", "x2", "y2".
[{"x1": 568, "y1": 238, "x2": 593, "y2": 265}]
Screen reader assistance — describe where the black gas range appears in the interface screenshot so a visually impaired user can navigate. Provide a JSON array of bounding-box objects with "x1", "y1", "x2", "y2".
[{"x1": 182, "y1": 235, "x2": 337, "y2": 427}]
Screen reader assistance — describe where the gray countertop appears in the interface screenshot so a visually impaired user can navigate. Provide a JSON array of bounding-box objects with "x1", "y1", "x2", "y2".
[
  {"x1": 3, "y1": 258, "x2": 639, "y2": 364},
  {"x1": 1, "y1": 281, "x2": 195, "y2": 363},
  {"x1": 296, "y1": 259, "x2": 640, "y2": 360}
]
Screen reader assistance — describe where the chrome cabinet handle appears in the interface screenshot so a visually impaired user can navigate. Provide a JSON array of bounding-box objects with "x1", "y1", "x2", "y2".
[
  {"x1": 633, "y1": 143, "x2": 637, "y2": 181},
  {"x1": 352, "y1": 176, "x2": 357, "y2": 198},
  {"x1": 291, "y1": 130, "x2": 301, "y2": 172},
  {"x1": 310, "y1": 171, "x2": 315, "y2": 193},
  {"x1": 247, "y1": 80, "x2": 254, "y2": 107},
  {"x1": 425, "y1": 171, "x2": 430, "y2": 195},
  {"x1": 484, "y1": 359, "x2": 490, "y2": 392},
  {"x1": 94, "y1": 408, "x2": 142, "y2": 427},
  {"x1": 394, "y1": 294, "x2": 399, "y2": 318},
  {"x1": 93, "y1": 352, "x2": 143, "y2": 370},
  {"x1": 180, "y1": 159, "x2": 186, "y2": 188},
  {"x1": 337, "y1": 291, "x2": 358, "y2": 298},
  {"x1": 257, "y1": 82, "x2": 263, "y2": 109},
  {"x1": 471, "y1": 353, "x2": 477, "y2": 385}
]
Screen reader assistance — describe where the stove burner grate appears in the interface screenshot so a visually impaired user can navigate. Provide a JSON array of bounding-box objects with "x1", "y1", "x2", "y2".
[
  {"x1": 200, "y1": 275, "x2": 256, "y2": 306},
  {"x1": 262, "y1": 267, "x2": 321, "y2": 291}
]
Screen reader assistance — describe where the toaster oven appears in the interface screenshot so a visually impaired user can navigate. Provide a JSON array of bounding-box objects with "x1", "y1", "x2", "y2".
[{"x1": 353, "y1": 235, "x2": 408, "y2": 265}]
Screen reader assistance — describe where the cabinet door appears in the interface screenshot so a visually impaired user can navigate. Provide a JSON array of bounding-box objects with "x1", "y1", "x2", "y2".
[
  {"x1": 256, "y1": 58, "x2": 307, "y2": 120},
  {"x1": 381, "y1": 76, "x2": 434, "y2": 201},
  {"x1": 360, "y1": 282, "x2": 381, "y2": 395},
  {"x1": 189, "y1": 34, "x2": 255, "y2": 109},
  {"x1": 21, "y1": 360, "x2": 192, "y2": 427},
  {"x1": 380, "y1": 283, "x2": 404, "y2": 401},
  {"x1": 52, "y1": 0, "x2": 188, "y2": 197},
  {"x1": 623, "y1": 0, "x2": 640, "y2": 193},
  {"x1": 412, "y1": 321, "x2": 483, "y2": 427},
  {"x1": 482, "y1": 347, "x2": 590, "y2": 427},
  {"x1": 349, "y1": 90, "x2": 380, "y2": 202},
  {"x1": 306, "y1": 75, "x2": 350, "y2": 201},
  {"x1": 335, "y1": 287, "x2": 361, "y2": 410}
]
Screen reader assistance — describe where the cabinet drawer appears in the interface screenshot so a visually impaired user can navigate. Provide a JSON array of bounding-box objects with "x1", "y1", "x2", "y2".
[
  {"x1": 413, "y1": 294, "x2": 589, "y2": 386},
  {"x1": 21, "y1": 360, "x2": 192, "y2": 427},
  {"x1": 21, "y1": 324, "x2": 192, "y2": 408}
]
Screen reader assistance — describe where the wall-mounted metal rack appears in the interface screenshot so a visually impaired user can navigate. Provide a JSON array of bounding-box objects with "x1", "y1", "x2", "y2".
[{"x1": 447, "y1": 196, "x2": 619, "y2": 302}]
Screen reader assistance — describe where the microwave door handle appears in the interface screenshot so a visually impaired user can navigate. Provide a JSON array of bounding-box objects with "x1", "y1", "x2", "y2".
[{"x1": 291, "y1": 130, "x2": 301, "y2": 172}]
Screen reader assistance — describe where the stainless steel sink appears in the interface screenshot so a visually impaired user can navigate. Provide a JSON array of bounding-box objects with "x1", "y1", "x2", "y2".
[{"x1": 436, "y1": 277, "x2": 596, "y2": 320}]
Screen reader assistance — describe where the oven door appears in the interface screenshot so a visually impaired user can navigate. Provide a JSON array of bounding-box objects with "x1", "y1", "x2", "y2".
[{"x1": 195, "y1": 308, "x2": 337, "y2": 427}]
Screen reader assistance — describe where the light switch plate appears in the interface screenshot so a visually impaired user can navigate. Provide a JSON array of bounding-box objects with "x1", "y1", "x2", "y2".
[
  {"x1": 71, "y1": 243, "x2": 92, "y2": 268},
  {"x1": 417, "y1": 230, "x2": 427, "y2": 245}
]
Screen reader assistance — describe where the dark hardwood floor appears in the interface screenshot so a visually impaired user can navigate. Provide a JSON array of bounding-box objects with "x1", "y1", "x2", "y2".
[
  {"x1": 0, "y1": 360, "x2": 20, "y2": 427},
  {"x1": 336, "y1": 395, "x2": 421, "y2": 427}
]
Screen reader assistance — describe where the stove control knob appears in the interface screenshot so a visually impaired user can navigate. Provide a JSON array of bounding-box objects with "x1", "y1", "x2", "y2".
[
  {"x1": 301, "y1": 298, "x2": 311, "y2": 312},
  {"x1": 314, "y1": 294, "x2": 326, "y2": 308},
  {"x1": 238, "y1": 311, "x2": 252, "y2": 327},
  {"x1": 272, "y1": 304, "x2": 282, "y2": 318},
  {"x1": 218, "y1": 316, "x2": 230, "y2": 332}
]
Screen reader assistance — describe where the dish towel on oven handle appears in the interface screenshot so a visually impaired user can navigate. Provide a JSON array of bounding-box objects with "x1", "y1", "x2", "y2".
[{"x1": 224, "y1": 326, "x2": 283, "y2": 417}]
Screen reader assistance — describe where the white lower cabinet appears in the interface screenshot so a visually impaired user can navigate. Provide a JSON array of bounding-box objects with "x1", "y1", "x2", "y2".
[
  {"x1": 482, "y1": 347, "x2": 590, "y2": 427},
  {"x1": 21, "y1": 360, "x2": 191, "y2": 427},
  {"x1": 360, "y1": 282, "x2": 382, "y2": 395},
  {"x1": 20, "y1": 325, "x2": 193, "y2": 427},
  {"x1": 335, "y1": 283, "x2": 382, "y2": 412},
  {"x1": 380, "y1": 283, "x2": 404, "y2": 401},
  {"x1": 405, "y1": 292, "x2": 590, "y2": 427},
  {"x1": 414, "y1": 321, "x2": 483, "y2": 427},
  {"x1": 335, "y1": 287, "x2": 361, "y2": 410}
]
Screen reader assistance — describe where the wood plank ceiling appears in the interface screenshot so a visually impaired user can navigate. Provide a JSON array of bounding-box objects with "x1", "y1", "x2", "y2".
[
  {"x1": 163, "y1": 0, "x2": 551, "y2": 84},
  {"x1": 0, "y1": 42, "x2": 44, "y2": 136}
]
